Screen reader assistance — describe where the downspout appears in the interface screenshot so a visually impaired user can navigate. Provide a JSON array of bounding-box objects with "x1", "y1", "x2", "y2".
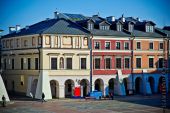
[
  {"x1": 131, "y1": 33, "x2": 135, "y2": 94},
  {"x1": 38, "y1": 34, "x2": 43, "y2": 73},
  {"x1": 90, "y1": 34, "x2": 93, "y2": 92}
]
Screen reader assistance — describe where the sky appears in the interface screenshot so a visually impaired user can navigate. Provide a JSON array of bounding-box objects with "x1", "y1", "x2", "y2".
[{"x1": 0, "y1": 0, "x2": 170, "y2": 35}]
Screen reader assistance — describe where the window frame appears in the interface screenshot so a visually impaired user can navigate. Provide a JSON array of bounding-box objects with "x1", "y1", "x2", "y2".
[
  {"x1": 105, "y1": 41, "x2": 111, "y2": 50},
  {"x1": 136, "y1": 41, "x2": 141, "y2": 50},
  {"x1": 136, "y1": 57, "x2": 142, "y2": 68},
  {"x1": 116, "y1": 41, "x2": 121, "y2": 50},
  {"x1": 159, "y1": 42, "x2": 163, "y2": 50},
  {"x1": 94, "y1": 57, "x2": 101, "y2": 69},
  {"x1": 80, "y1": 58, "x2": 87, "y2": 69},
  {"x1": 105, "y1": 57, "x2": 111, "y2": 69},
  {"x1": 124, "y1": 57, "x2": 130, "y2": 69},
  {"x1": 66, "y1": 57, "x2": 72, "y2": 69},
  {"x1": 148, "y1": 57, "x2": 154, "y2": 68},
  {"x1": 50, "y1": 57, "x2": 58, "y2": 70},
  {"x1": 149, "y1": 42, "x2": 154, "y2": 50},
  {"x1": 124, "y1": 42, "x2": 130, "y2": 50},
  {"x1": 94, "y1": 41, "x2": 100, "y2": 49},
  {"x1": 115, "y1": 57, "x2": 122, "y2": 69}
]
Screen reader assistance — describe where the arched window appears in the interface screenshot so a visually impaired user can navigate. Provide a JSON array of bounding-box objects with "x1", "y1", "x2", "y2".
[{"x1": 60, "y1": 57, "x2": 64, "y2": 69}]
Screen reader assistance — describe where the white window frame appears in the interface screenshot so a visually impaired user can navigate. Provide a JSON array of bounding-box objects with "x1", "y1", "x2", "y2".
[
  {"x1": 50, "y1": 56, "x2": 58, "y2": 70},
  {"x1": 136, "y1": 41, "x2": 141, "y2": 50},
  {"x1": 79, "y1": 56, "x2": 87, "y2": 70},
  {"x1": 116, "y1": 41, "x2": 121, "y2": 50},
  {"x1": 124, "y1": 57, "x2": 131, "y2": 69},
  {"x1": 105, "y1": 41, "x2": 111, "y2": 50},
  {"x1": 65, "y1": 56, "x2": 73, "y2": 70},
  {"x1": 94, "y1": 41, "x2": 101, "y2": 49},
  {"x1": 115, "y1": 57, "x2": 122, "y2": 69},
  {"x1": 149, "y1": 41, "x2": 154, "y2": 50},
  {"x1": 94, "y1": 57, "x2": 101, "y2": 69},
  {"x1": 136, "y1": 56, "x2": 142, "y2": 69},
  {"x1": 124, "y1": 41, "x2": 130, "y2": 50},
  {"x1": 159, "y1": 41, "x2": 163, "y2": 50},
  {"x1": 148, "y1": 56, "x2": 154, "y2": 68},
  {"x1": 104, "y1": 57, "x2": 112, "y2": 69}
]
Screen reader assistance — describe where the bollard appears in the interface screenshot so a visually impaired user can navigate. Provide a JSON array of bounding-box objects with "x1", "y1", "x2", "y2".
[{"x1": 2, "y1": 95, "x2": 6, "y2": 107}]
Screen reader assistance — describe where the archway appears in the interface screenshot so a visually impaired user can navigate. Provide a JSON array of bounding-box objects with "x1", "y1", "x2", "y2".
[
  {"x1": 123, "y1": 78, "x2": 128, "y2": 95},
  {"x1": 31, "y1": 79, "x2": 38, "y2": 97},
  {"x1": 135, "y1": 77, "x2": 143, "y2": 94},
  {"x1": 148, "y1": 77, "x2": 154, "y2": 94},
  {"x1": 108, "y1": 78, "x2": 115, "y2": 93},
  {"x1": 50, "y1": 80, "x2": 59, "y2": 98},
  {"x1": 65, "y1": 79, "x2": 74, "y2": 98},
  {"x1": 80, "y1": 79, "x2": 90, "y2": 97},
  {"x1": 94, "y1": 79, "x2": 104, "y2": 93},
  {"x1": 158, "y1": 76, "x2": 166, "y2": 93}
]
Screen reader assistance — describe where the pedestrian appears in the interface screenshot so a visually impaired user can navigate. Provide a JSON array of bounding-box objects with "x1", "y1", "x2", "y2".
[
  {"x1": 111, "y1": 92, "x2": 114, "y2": 100},
  {"x1": 42, "y1": 92, "x2": 45, "y2": 103},
  {"x1": 2, "y1": 95, "x2": 6, "y2": 107}
]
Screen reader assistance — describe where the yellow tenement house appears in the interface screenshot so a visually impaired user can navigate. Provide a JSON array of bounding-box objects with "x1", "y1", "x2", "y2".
[{"x1": 1, "y1": 13, "x2": 91, "y2": 99}]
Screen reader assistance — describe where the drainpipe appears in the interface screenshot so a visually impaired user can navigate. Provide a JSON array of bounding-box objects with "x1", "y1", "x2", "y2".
[
  {"x1": 130, "y1": 33, "x2": 135, "y2": 94},
  {"x1": 90, "y1": 35, "x2": 93, "y2": 92},
  {"x1": 38, "y1": 34, "x2": 42, "y2": 72}
]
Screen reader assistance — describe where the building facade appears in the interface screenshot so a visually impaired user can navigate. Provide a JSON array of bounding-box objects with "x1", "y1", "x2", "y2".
[{"x1": 0, "y1": 12, "x2": 169, "y2": 99}]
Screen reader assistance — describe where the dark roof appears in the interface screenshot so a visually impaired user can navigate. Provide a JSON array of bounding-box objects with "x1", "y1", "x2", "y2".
[
  {"x1": 132, "y1": 30, "x2": 163, "y2": 37},
  {"x1": 91, "y1": 29, "x2": 130, "y2": 37},
  {"x1": 156, "y1": 28, "x2": 170, "y2": 38},
  {"x1": 163, "y1": 26, "x2": 170, "y2": 31},
  {"x1": 63, "y1": 13, "x2": 87, "y2": 21},
  {"x1": 2, "y1": 18, "x2": 90, "y2": 38}
]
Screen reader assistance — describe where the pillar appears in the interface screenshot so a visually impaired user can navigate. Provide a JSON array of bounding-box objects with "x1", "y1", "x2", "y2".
[
  {"x1": 59, "y1": 85, "x2": 65, "y2": 98},
  {"x1": 35, "y1": 70, "x2": 52, "y2": 100}
]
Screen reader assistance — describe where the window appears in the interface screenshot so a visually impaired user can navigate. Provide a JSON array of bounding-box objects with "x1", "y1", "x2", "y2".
[
  {"x1": 105, "y1": 42, "x2": 110, "y2": 50},
  {"x1": 159, "y1": 42, "x2": 163, "y2": 50},
  {"x1": 83, "y1": 37, "x2": 88, "y2": 46},
  {"x1": 124, "y1": 42, "x2": 129, "y2": 50},
  {"x1": 24, "y1": 40, "x2": 28, "y2": 47},
  {"x1": 66, "y1": 58, "x2": 72, "y2": 69},
  {"x1": 100, "y1": 25, "x2": 110, "y2": 30},
  {"x1": 158, "y1": 58, "x2": 163, "y2": 68},
  {"x1": 2, "y1": 40, "x2": 5, "y2": 48},
  {"x1": 88, "y1": 23, "x2": 93, "y2": 30},
  {"x1": 45, "y1": 35, "x2": 51, "y2": 45},
  {"x1": 95, "y1": 58, "x2": 100, "y2": 69},
  {"x1": 116, "y1": 42, "x2": 121, "y2": 50},
  {"x1": 32, "y1": 37, "x2": 36, "y2": 46},
  {"x1": 105, "y1": 58, "x2": 111, "y2": 69},
  {"x1": 129, "y1": 24, "x2": 133, "y2": 32},
  {"x1": 81, "y1": 58, "x2": 86, "y2": 69},
  {"x1": 117, "y1": 24, "x2": 122, "y2": 31},
  {"x1": 51, "y1": 58, "x2": 57, "y2": 70},
  {"x1": 116, "y1": 58, "x2": 121, "y2": 68},
  {"x1": 28, "y1": 58, "x2": 31, "y2": 70},
  {"x1": 21, "y1": 58, "x2": 24, "y2": 70},
  {"x1": 38, "y1": 36, "x2": 42, "y2": 45},
  {"x1": 136, "y1": 58, "x2": 141, "y2": 68},
  {"x1": 149, "y1": 42, "x2": 153, "y2": 50},
  {"x1": 17, "y1": 39, "x2": 20, "y2": 47},
  {"x1": 12, "y1": 59, "x2": 14, "y2": 69},
  {"x1": 59, "y1": 57, "x2": 64, "y2": 69},
  {"x1": 146, "y1": 25, "x2": 154, "y2": 32},
  {"x1": 35, "y1": 58, "x2": 39, "y2": 70},
  {"x1": 149, "y1": 58, "x2": 154, "y2": 68},
  {"x1": 4, "y1": 59, "x2": 6, "y2": 70},
  {"x1": 94, "y1": 41, "x2": 100, "y2": 49},
  {"x1": 136, "y1": 42, "x2": 141, "y2": 49},
  {"x1": 124, "y1": 58, "x2": 130, "y2": 69},
  {"x1": 10, "y1": 39, "x2": 13, "y2": 48}
]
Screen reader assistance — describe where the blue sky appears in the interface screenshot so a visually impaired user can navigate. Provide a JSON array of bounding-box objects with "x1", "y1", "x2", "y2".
[{"x1": 0, "y1": 0, "x2": 170, "y2": 35}]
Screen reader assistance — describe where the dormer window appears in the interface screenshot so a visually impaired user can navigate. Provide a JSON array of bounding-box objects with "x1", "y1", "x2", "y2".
[
  {"x1": 146, "y1": 25, "x2": 154, "y2": 32},
  {"x1": 100, "y1": 25, "x2": 110, "y2": 30},
  {"x1": 117, "y1": 24, "x2": 122, "y2": 31},
  {"x1": 88, "y1": 23, "x2": 93, "y2": 30},
  {"x1": 129, "y1": 24, "x2": 134, "y2": 32}
]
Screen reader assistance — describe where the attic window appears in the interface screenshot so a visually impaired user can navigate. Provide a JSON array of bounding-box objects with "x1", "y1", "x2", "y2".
[
  {"x1": 146, "y1": 25, "x2": 154, "y2": 32},
  {"x1": 117, "y1": 24, "x2": 122, "y2": 31},
  {"x1": 129, "y1": 24, "x2": 134, "y2": 32},
  {"x1": 100, "y1": 25, "x2": 110, "y2": 30},
  {"x1": 88, "y1": 23, "x2": 93, "y2": 30}
]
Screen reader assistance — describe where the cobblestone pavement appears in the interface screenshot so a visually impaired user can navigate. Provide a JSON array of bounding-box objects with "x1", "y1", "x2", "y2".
[{"x1": 0, "y1": 94, "x2": 170, "y2": 113}]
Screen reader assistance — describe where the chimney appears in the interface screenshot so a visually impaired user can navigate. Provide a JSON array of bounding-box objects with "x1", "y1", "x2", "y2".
[
  {"x1": 9, "y1": 27, "x2": 16, "y2": 33},
  {"x1": 54, "y1": 11, "x2": 59, "y2": 19},
  {"x1": 136, "y1": 17, "x2": 140, "y2": 22},
  {"x1": 106, "y1": 16, "x2": 115, "y2": 22},
  {"x1": 16, "y1": 25, "x2": 21, "y2": 31},
  {"x1": 121, "y1": 14, "x2": 125, "y2": 22}
]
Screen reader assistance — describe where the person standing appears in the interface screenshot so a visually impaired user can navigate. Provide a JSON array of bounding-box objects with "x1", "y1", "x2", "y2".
[
  {"x1": 42, "y1": 92, "x2": 45, "y2": 103},
  {"x1": 2, "y1": 95, "x2": 6, "y2": 107}
]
